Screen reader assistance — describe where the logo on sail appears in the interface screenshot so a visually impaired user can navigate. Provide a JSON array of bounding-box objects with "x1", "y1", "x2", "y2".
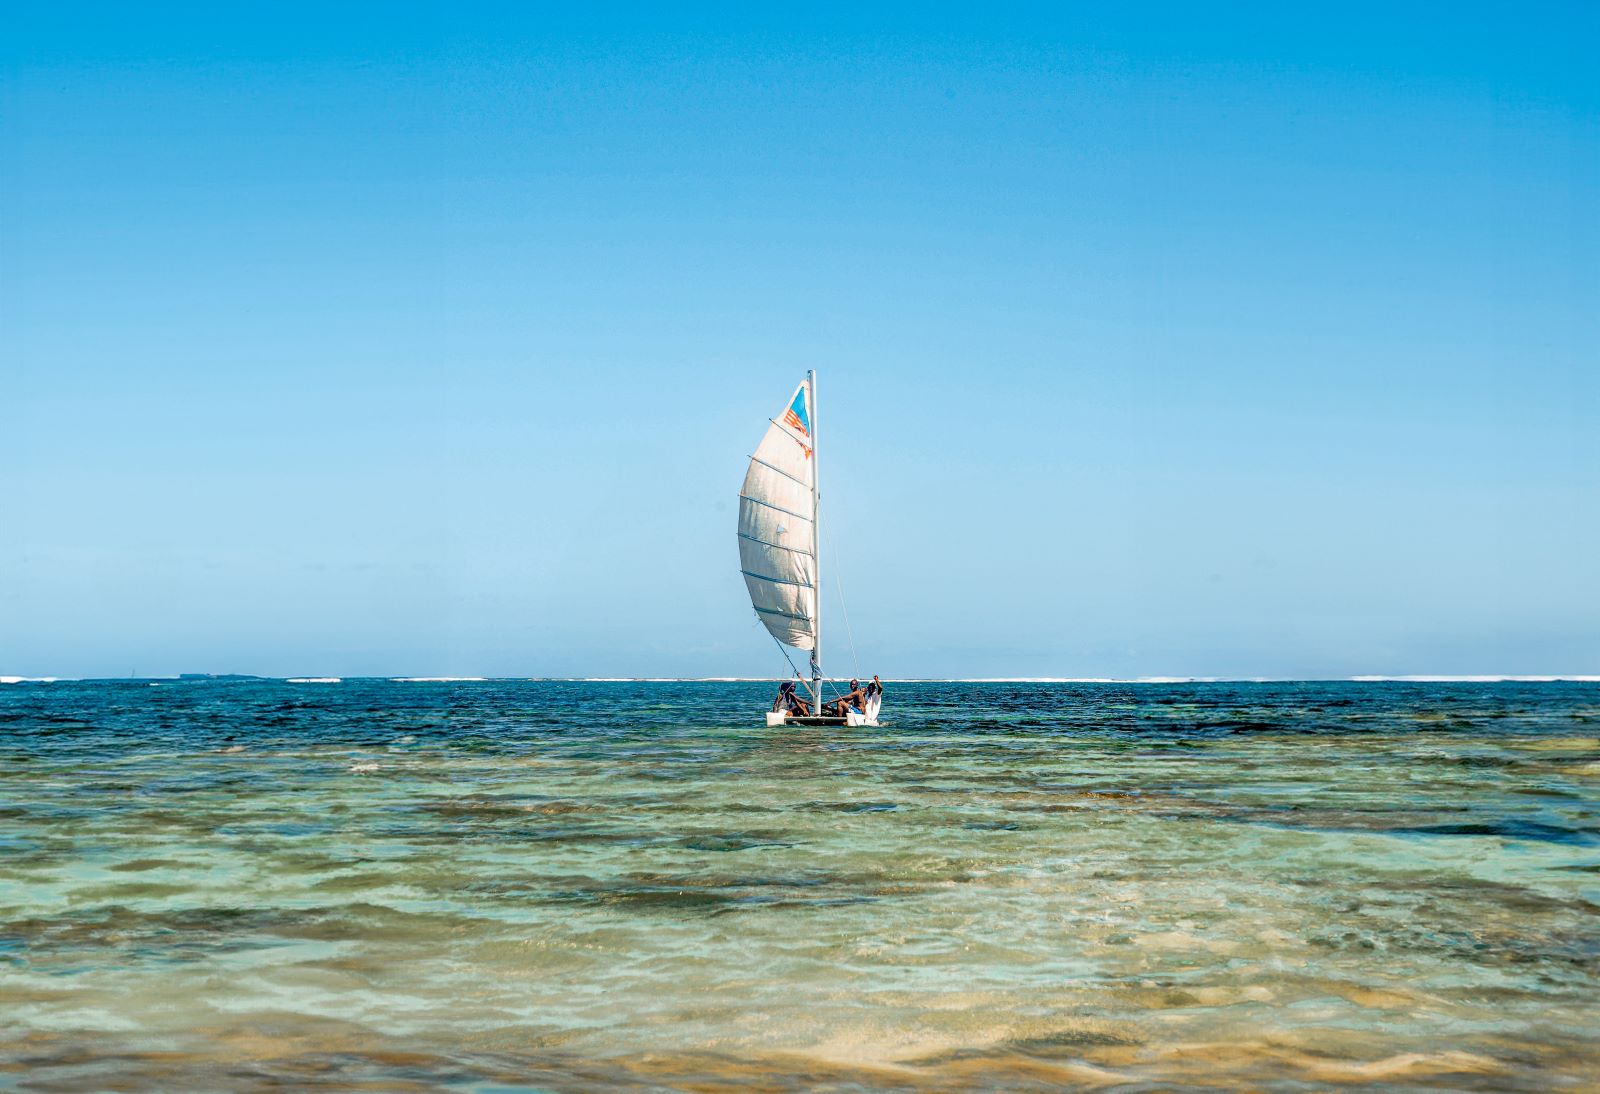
[{"x1": 782, "y1": 387, "x2": 811, "y2": 437}]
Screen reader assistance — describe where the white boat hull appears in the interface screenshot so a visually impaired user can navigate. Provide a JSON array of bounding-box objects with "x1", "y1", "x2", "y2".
[{"x1": 766, "y1": 710, "x2": 879, "y2": 727}]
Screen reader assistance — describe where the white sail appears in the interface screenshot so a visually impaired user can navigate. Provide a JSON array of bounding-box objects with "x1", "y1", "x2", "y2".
[{"x1": 738, "y1": 379, "x2": 817, "y2": 650}]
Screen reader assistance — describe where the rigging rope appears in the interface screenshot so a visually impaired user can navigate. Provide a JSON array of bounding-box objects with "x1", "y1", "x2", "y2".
[
  {"x1": 824, "y1": 519, "x2": 862, "y2": 683},
  {"x1": 761, "y1": 620, "x2": 846, "y2": 708},
  {"x1": 766, "y1": 625, "x2": 807, "y2": 685}
]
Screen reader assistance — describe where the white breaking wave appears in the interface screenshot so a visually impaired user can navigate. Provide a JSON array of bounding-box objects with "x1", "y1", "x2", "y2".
[
  {"x1": 1348, "y1": 675, "x2": 1600, "y2": 683},
  {"x1": 5, "y1": 674, "x2": 1594, "y2": 685},
  {"x1": 938, "y1": 676, "x2": 1600, "y2": 684},
  {"x1": 948, "y1": 677, "x2": 1226, "y2": 684},
  {"x1": 567, "y1": 677, "x2": 695, "y2": 682},
  {"x1": 525, "y1": 676, "x2": 1600, "y2": 684},
  {"x1": 392, "y1": 677, "x2": 488, "y2": 682}
]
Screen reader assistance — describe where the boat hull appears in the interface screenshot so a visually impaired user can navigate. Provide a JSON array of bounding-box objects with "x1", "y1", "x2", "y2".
[{"x1": 766, "y1": 711, "x2": 877, "y2": 727}]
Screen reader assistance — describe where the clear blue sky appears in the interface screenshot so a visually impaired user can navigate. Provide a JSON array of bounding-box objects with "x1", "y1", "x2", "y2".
[{"x1": 3, "y1": 3, "x2": 1596, "y2": 678}]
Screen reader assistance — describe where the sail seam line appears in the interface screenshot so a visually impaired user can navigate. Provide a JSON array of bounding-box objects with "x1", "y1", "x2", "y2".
[
  {"x1": 741, "y1": 569, "x2": 815, "y2": 590},
  {"x1": 738, "y1": 495, "x2": 815, "y2": 522},
  {"x1": 753, "y1": 606, "x2": 812, "y2": 623},
  {"x1": 738, "y1": 532, "x2": 815, "y2": 558},
  {"x1": 767, "y1": 419, "x2": 813, "y2": 453},
  {"x1": 747, "y1": 455, "x2": 811, "y2": 489}
]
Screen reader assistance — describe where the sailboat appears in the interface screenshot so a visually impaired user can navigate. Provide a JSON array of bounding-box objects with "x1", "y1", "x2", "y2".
[{"x1": 739, "y1": 371, "x2": 882, "y2": 727}]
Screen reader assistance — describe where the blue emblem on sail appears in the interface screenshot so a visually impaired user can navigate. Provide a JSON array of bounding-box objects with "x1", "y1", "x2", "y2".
[{"x1": 782, "y1": 387, "x2": 810, "y2": 437}]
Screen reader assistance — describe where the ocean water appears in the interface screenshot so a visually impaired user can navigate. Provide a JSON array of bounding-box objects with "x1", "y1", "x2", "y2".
[{"x1": 1, "y1": 679, "x2": 1596, "y2": 1092}]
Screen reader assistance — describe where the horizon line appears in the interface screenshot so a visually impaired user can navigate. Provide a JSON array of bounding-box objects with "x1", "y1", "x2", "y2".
[{"x1": 4, "y1": 674, "x2": 1598, "y2": 685}]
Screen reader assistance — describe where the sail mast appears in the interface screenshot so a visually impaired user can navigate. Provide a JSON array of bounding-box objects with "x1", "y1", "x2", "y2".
[{"x1": 808, "y1": 368, "x2": 822, "y2": 708}]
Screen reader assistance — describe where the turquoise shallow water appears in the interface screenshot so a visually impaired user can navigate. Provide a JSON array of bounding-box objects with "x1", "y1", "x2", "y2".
[{"x1": 1, "y1": 679, "x2": 1597, "y2": 1091}]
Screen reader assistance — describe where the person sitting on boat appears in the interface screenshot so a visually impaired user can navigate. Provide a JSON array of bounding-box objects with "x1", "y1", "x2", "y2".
[
  {"x1": 773, "y1": 680, "x2": 810, "y2": 716},
  {"x1": 864, "y1": 675, "x2": 883, "y2": 701},
  {"x1": 826, "y1": 679, "x2": 866, "y2": 717}
]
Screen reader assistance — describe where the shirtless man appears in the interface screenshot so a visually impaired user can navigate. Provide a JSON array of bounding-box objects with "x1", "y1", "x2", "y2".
[
  {"x1": 772, "y1": 680, "x2": 811, "y2": 716},
  {"x1": 825, "y1": 679, "x2": 866, "y2": 717}
]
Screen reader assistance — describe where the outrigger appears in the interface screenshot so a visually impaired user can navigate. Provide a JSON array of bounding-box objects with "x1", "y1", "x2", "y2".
[{"x1": 738, "y1": 371, "x2": 881, "y2": 727}]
